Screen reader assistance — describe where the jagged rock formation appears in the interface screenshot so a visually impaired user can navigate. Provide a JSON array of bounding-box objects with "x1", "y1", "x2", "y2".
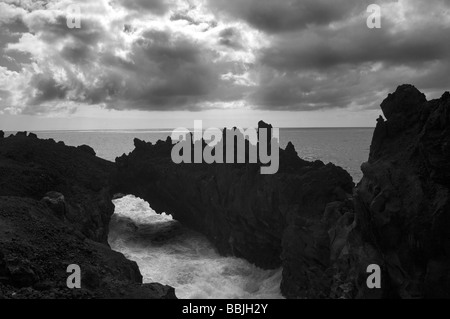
[
  {"x1": 0, "y1": 133, "x2": 176, "y2": 299},
  {"x1": 114, "y1": 123, "x2": 354, "y2": 298},
  {"x1": 347, "y1": 85, "x2": 450, "y2": 298},
  {"x1": 1, "y1": 84, "x2": 448, "y2": 299},
  {"x1": 279, "y1": 85, "x2": 450, "y2": 299},
  {"x1": 114, "y1": 85, "x2": 450, "y2": 299}
]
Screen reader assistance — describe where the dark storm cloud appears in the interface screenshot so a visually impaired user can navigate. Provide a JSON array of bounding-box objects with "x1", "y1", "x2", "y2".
[
  {"x1": 60, "y1": 43, "x2": 94, "y2": 65},
  {"x1": 115, "y1": 0, "x2": 169, "y2": 15},
  {"x1": 0, "y1": 0, "x2": 249, "y2": 113},
  {"x1": 2, "y1": 0, "x2": 450, "y2": 116},
  {"x1": 52, "y1": 28, "x2": 244, "y2": 112},
  {"x1": 0, "y1": 18, "x2": 31, "y2": 71},
  {"x1": 260, "y1": 22, "x2": 450, "y2": 71},
  {"x1": 218, "y1": 27, "x2": 244, "y2": 50},
  {"x1": 25, "y1": 14, "x2": 104, "y2": 45},
  {"x1": 48, "y1": 16, "x2": 104, "y2": 65},
  {"x1": 98, "y1": 30, "x2": 221, "y2": 110},
  {"x1": 28, "y1": 73, "x2": 69, "y2": 105},
  {"x1": 243, "y1": 0, "x2": 450, "y2": 111},
  {"x1": 29, "y1": 32, "x2": 221, "y2": 110},
  {"x1": 209, "y1": 0, "x2": 376, "y2": 33},
  {"x1": 205, "y1": 0, "x2": 450, "y2": 112},
  {"x1": 249, "y1": 67, "x2": 363, "y2": 110}
]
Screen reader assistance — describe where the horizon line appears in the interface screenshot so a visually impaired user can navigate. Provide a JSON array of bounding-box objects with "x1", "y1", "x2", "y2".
[{"x1": 3, "y1": 126, "x2": 376, "y2": 133}]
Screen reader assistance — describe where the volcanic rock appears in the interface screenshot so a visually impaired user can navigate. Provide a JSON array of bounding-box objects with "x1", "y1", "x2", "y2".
[
  {"x1": 350, "y1": 85, "x2": 450, "y2": 298},
  {"x1": 0, "y1": 134, "x2": 114, "y2": 243},
  {"x1": 114, "y1": 122, "x2": 354, "y2": 297},
  {"x1": 0, "y1": 135, "x2": 176, "y2": 299},
  {"x1": 77, "y1": 145, "x2": 96, "y2": 156}
]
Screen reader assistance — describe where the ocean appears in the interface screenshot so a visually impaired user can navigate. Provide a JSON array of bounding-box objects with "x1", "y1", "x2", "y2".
[
  {"x1": 19, "y1": 128, "x2": 374, "y2": 299},
  {"x1": 30, "y1": 128, "x2": 373, "y2": 181}
]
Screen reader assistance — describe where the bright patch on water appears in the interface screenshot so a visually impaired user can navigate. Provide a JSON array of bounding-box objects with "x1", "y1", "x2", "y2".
[{"x1": 109, "y1": 195, "x2": 284, "y2": 299}]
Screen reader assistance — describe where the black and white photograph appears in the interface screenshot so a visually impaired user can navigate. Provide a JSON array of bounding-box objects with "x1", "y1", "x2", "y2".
[{"x1": 0, "y1": 0, "x2": 449, "y2": 305}]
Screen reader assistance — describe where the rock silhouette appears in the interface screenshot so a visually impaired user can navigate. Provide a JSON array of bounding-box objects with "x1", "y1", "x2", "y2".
[
  {"x1": 351, "y1": 85, "x2": 450, "y2": 298},
  {"x1": 0, "y1": 132, "x2": 176, "y2": 299}
]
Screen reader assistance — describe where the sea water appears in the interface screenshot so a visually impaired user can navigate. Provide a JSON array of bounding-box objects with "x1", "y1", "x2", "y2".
[{"x1": 109, "y1": 195, "x2": 283, "y2": 299}]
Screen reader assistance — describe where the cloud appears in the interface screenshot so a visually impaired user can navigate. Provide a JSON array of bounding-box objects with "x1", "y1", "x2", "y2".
[
  {"x1": 0, "y1": 0, "x2": 254, "y2": 114},
  {"x1": 218, "y1": 27, "x2": 245, "y2": 50},
  {"x1": 84, "y1": 29, "x2": 224, "y2": 111},
  {"x1": 115, "y1": 0, "x2": 170, "y2": 15},
  {"x1": 0, "y1": 1, "x2": 27, "y2": 24},
  {"x1": 0, "y1": 0, "x2": 449, "y2": 116},
  {"x1": 29, "y1": 73, "x2": 69, "y2": 105},
  {"x1": 209, "y1": 0, "x2": 376, "y2": 33},
  {"x1": 247, "y1": 0, "x2": 450, "y2": 111},
  {"x1": 260, "y1": 22, "x2": 450, "y2": 71},
  {"x1": 0, "y1": 3, "x2": 31, "y2": 71}
]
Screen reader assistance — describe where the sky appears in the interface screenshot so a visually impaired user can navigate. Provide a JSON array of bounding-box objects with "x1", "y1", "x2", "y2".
[{"x1": 0, "y1": 0, "x2": 449, "y2": 130}]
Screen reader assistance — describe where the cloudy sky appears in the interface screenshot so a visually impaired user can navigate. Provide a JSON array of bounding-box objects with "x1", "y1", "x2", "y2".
[{"x1": 0, "y1": 0, "x2": 449, "y2": 130}]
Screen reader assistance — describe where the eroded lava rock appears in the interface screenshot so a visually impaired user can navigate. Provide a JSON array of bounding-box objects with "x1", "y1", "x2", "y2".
[
  {"x1": 348, "y1": 85, "x2": 450, "y2": 298},
  {"x1": 114, "y1": 123, "x2": 354, "y2": 298},
  {"x1": 0, "y1": 133, "x2": 176, "y2": 299}
]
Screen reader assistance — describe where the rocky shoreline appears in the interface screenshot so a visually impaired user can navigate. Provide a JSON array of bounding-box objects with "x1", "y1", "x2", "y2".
[
  {"x1": 0, "y1": 133, "x2": 175, "y2": 299},
  {"x1": 0, "y1": 84, "x2": 449, "y2": 299}
]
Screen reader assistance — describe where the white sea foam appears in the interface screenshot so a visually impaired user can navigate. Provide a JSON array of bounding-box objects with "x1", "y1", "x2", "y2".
[{"x1": 110, "y1": 195, "x2": 284, "y2": 299}]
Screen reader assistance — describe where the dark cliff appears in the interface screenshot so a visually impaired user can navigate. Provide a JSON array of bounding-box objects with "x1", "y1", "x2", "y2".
[
  {"x1": 0, "y1": 133, "x2": 114, "y2": 244},
  {"x1": 351, "y1": 85, "x2": 450, "y2": 298},
  {"x1": 0, "y1": 133, "x2": 176, "y2": 299}
]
